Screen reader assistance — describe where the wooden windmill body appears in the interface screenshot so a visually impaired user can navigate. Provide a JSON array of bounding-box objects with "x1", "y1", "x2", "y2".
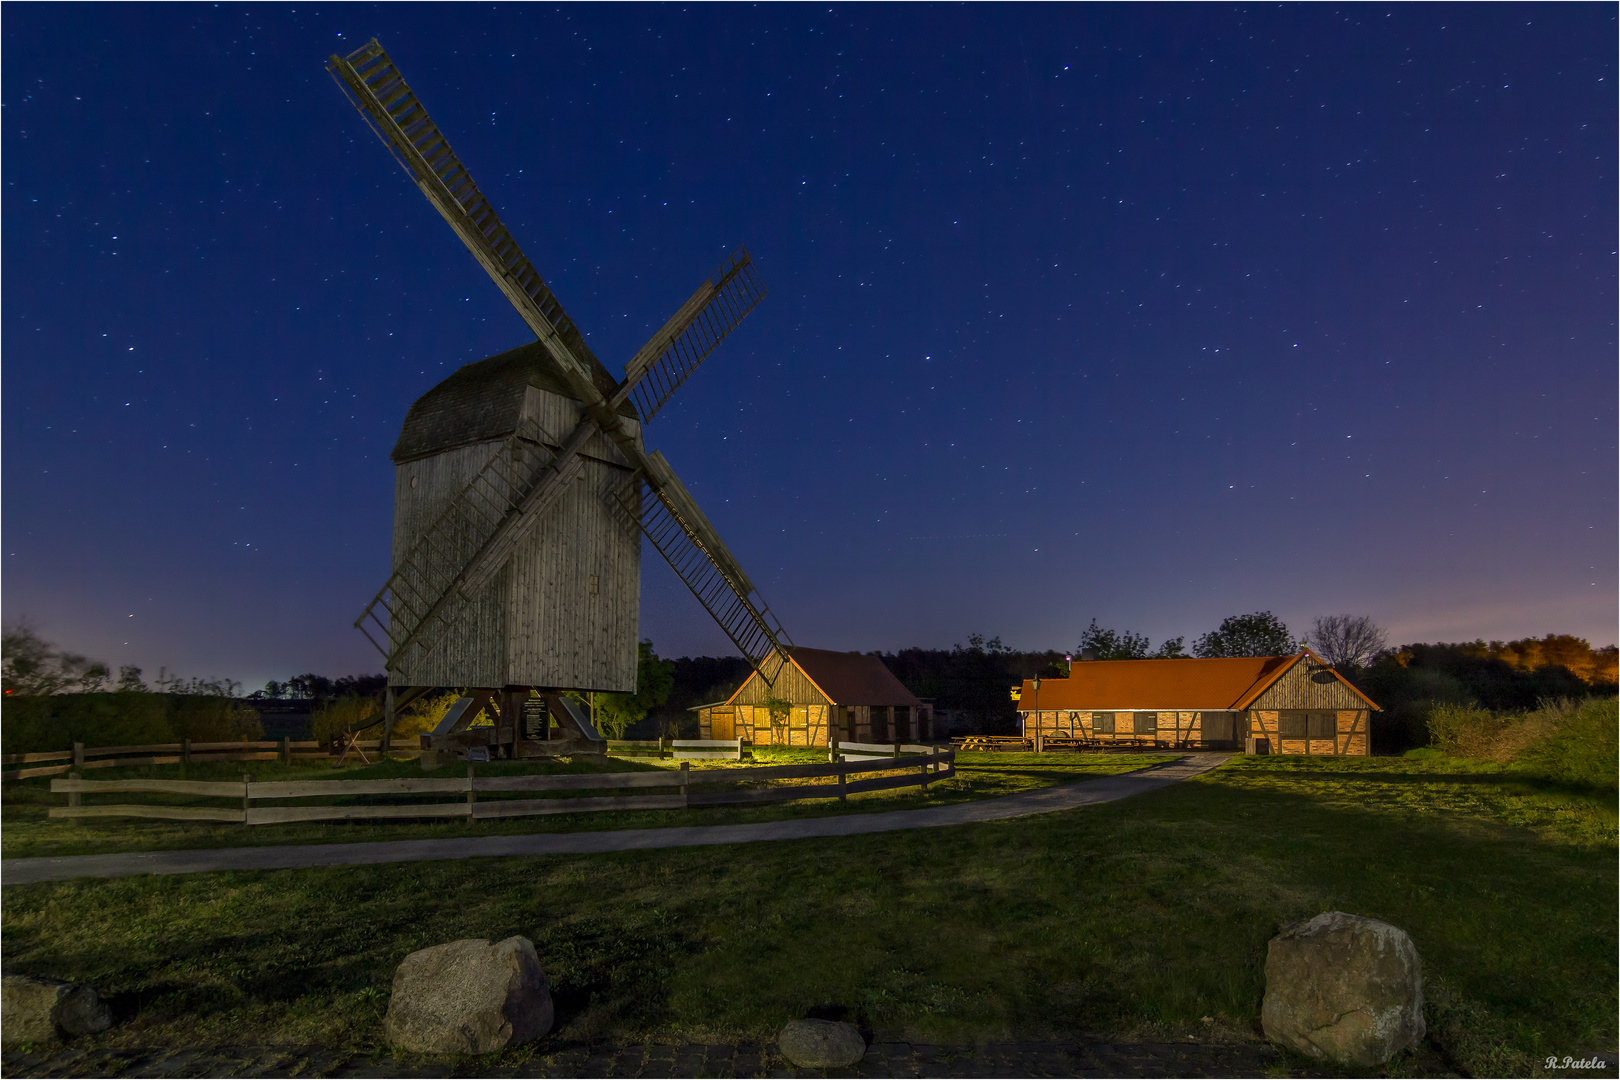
[
  {"x1": 329, "y1": 41, "x2": 791, "y2": 756},
  {"x1": 390, "y1": 343, "x2": 643, "y2": 692}
]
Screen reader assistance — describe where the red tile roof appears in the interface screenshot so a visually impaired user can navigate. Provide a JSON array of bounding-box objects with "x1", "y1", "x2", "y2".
[
  {"x1": 786, "y1": 647, "x2": 922, "y2": 707},
  {"x1": 1015, "y1": 651, "x2": 1374, "y2": 711}
]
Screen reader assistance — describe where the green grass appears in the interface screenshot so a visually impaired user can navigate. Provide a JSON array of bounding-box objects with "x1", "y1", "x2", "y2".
[
  {"x1": 0, "y1": 750, "x2": 1170, "y2": 860},
  {"x1": 2, "y1": 753, "x2": 1613, "y2": 1076}
]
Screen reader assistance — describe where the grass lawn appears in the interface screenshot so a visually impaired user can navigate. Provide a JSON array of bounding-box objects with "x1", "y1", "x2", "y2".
[
  {"x1": 0, "y1": 749, "x2": 1171, "y2": 860},
  {"x1": 1, "y1": 752, "x2": 1613, "y2": 1077}
]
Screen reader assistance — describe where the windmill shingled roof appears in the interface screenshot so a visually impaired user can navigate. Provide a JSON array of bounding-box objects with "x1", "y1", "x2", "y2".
[
  {"x1": 391, "y1": 340, "x2": 636, "y2": 464},
  {"x1": 788, "y1": 647, "x2": 922, "y2": 707}
]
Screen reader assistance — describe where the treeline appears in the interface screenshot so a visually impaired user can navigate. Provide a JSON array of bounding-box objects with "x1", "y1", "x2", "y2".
[
  {"x1": 1355, "y1": 637, "x2": 1618, "y2": 751},
  {"x1": 2, "y1": 693, "x2": 263, "y2": 755}
]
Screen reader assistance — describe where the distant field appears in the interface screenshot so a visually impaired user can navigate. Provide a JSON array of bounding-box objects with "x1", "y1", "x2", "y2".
[
  {"x1": 0, "y1": 749, "x2": 1171, "y2": 860},
  {"x1": 2, "y1": 752, "x2": 1612, "y2": 1077}
]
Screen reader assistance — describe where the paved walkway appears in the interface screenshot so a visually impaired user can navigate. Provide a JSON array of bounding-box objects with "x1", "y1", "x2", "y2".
[
  {"x1": 2, "y1": 1037, "x2": 1303, "y2": 1078},
  {"x1": 2, "y1": 755, "x2": 1230, "y2": 885}
]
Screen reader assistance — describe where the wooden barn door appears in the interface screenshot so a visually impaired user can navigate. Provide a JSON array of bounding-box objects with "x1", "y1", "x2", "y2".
[{"x1": 711, "y1": 709, "x2": 734, "y2": 741}]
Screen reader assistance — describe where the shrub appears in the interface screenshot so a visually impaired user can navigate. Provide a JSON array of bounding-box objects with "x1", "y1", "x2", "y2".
[
  {"x1": 1427, "y1": 696, "x2": 1618, "y2": 793},
  {"x1": 310, "y1": 695, "x2": 383, "y2": 745},
  {"x1": 1512, "y1": 697, "x2": 1618, "y2": 792},
  {"x1": 0, "y1": 692, "x2": 259, "y2": 753}
]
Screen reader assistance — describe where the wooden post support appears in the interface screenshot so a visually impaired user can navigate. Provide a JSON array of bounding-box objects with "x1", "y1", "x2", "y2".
[
  {"x1": 68, "y1": 771, "x2": 81, "y2": 808},
  {"x1": 381, "y1": 685, "x2": 396, "y2": 757},
  {"x1": 680, "y1": 761, "x2": 691, "y2": 808},
  {"x1": 182, "y1": 738, "x2": 191, "y2": 765},
  {"x1": 468, "y1": 764, "x2": 476, "y2": 811},
  {"x1": 72, "y1": 742, "x2": 84, "y2": 768}
]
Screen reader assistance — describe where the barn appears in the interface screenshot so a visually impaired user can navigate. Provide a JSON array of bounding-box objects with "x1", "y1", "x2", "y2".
[
  {"x1": 1015, "y1": 649, "x2": 1378, "y2": 755},
  {"x1": 695, "y1": 647, "x2": 935, "y2": 747}
]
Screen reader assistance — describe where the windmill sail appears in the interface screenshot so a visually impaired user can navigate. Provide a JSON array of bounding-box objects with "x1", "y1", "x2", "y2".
[
  {"x1": 608, "y1": 452, "x2": 792, "y2": 680},
  {"x1": 612, "y1": 249, "x2": 767, "y2": 423},
  {"x1": 327, "y1": 40, "x2": 613, "y2": 403}
]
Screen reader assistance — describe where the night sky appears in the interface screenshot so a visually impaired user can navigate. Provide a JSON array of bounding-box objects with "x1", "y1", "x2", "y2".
[{"x1": 4, "y1": 5, "x2": 1615, "y2": 690}]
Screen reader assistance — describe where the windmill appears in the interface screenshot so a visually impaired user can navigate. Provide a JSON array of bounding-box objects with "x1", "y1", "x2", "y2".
[{"x1": 327, "y1": 40, "x2": 791, "y2": 758}]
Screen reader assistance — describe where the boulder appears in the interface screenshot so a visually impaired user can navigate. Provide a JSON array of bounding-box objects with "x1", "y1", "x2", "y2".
[
  {"x1": 384, "y1": 937, "x2": 553, "y2": 1054},
  {"x1": 778, "y1": 1018, "x2": 866, "y2": 1069},
  {"x1": 1262, "y1": 911, "x2": 1425, "y2": 1066},
  {"x1": 1, "y1": 974, "x2": 112, "y2": 1045}
]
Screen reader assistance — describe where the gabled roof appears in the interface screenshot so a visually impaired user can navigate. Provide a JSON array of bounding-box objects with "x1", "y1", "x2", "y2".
[
  {"x1": 791, "y1": 647, "x2": 921, "y2": 707},
  {"x1": 1015, "y1": 650, "x2": 1377, "y2": 711},
  {"x1": 723, "y1": 647, "x2": 921, "y2": 708}
]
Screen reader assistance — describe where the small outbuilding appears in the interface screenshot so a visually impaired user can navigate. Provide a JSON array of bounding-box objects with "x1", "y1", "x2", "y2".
[
  {"x1": 1015, "y1": 648, "x2": 1378, "y2": 755},
  {"x1": 695, "y1": 647, "x2": 934, "y2": 747}
]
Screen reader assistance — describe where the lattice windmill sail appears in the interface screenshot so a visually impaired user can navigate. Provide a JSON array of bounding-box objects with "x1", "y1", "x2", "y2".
[{"x1": 328, "y1": 40, "x2": 791, "y2": 749}]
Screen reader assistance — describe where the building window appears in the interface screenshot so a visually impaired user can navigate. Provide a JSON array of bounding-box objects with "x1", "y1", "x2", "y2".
[
  {"x1": 1134, "y1": 711, "x2": 1157, "y2": 736},
  {"x1": 1279, "y1": 713, "x2": 1308, "y2": 739},
  {"x1": 1094, "y1": 712, "x2": 1116, "y2": 735}
]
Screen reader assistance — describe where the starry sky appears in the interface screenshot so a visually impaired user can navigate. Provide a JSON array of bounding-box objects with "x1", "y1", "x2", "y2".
[{"x1": 4, "y1": 4, "x2": 1615, "y2": 690}]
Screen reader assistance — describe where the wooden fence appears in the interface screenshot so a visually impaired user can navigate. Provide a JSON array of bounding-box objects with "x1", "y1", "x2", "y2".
[
  {"x1": 951, "y1": 735, "x2": 1170, "y2": 753},
  {"x1": 607, "y1": 738, "x2": 752, "y2": 761},
  {"x1": 1, "y1": 739, "x2": 335, "y2": 781},
  {"x1": 45, "y1": 747, "x2": 955, "y2": 825}
]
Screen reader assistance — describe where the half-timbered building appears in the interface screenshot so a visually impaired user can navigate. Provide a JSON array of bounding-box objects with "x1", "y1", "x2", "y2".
[
  {"x1": 695, "y1": 647, "x2": 934, "y2": 747},
  {"x1": 1015, "y1": 649, "x2": 1377, "y2": 755}
]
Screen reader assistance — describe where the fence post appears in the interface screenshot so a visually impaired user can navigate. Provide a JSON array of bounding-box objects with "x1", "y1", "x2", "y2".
[
  {"x1": 735, "y1": 736, "x2": 743, "y2": 762},
  {"x1": 280, "y1": 736, "x2": 290, "y2": 764},
  {"x1": 68, "y1": 771, "x2": 81, "y2": 808},
  {"x1": 467, "y1": 764, "x2": 476, "y2": 815},
  {"x1": 893, "y1": 742, "x2": 901, "y2": 760},
  {"x1": 381, "y1": 684, "x2": 395, "y2": 757},
  {"x1": 681, "y1": 761, "x2": 691, "y2": 808},
  {"x1": 829, "y1": 729, "x2": 839, "y2": 764},
  {"x1": 182, "y1": 738, "x2": 191, "y2": 766},
  {"x1": 921, "y1": 751, "x2": 932, "y2": 791},
  {"x1": 72, "y1": 742, "x2": 84, "y2": 768},
  {"x1": 242, "y1": 773, "x2": 253, "y2": 825},
  {"x1": 838, "y1": 762, "x2": 847, "y2": 802},
  {"x1": 658, "y1": 735, "x2": 665, "y2": 760}
]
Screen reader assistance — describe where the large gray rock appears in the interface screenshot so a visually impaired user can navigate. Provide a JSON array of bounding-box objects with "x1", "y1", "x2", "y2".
[
  {"x1": 778, "y1": 1018, "x2": 866, "y2": 1069},
  {"x1": 1262, "y1": 911, "x2": 1425, "y2": 1066},
  {"x1": 1, "y1": 974, "x2": 112, "y2": 1045},
  {"x1": 383, "y1": 937, "x2": 553, "y2": 1054}
]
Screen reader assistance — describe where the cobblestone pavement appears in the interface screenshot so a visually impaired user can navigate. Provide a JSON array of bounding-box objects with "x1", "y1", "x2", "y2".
[{"x1": 1, "y1": 1039, "x2": 1303, "y2": 1078}]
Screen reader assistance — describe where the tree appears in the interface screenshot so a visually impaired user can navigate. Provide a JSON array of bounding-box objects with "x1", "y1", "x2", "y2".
[
  {"x1": 1, "y1": 623, "x2": 110, "y2": 695},
  {"x1": 592, "y1": 640, "x2": 676, "y2": 739},
  {"x1": 1305, "y1": 614, "x2": 1387, "y2": 670},
  {"x1": 1193, "y1": 612, "x2": 1296, "y2": 658},
  {"x1": 116, "y1": 665, "x2": 148, "y2": 693},
  {"x1": 1075, "y1": 619, "x2": 1185, "y2": 661}
]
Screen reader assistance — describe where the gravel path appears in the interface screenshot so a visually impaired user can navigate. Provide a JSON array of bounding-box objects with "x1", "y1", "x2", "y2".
[{"x1": 1, "y1": 754, "x2": 1229, "y2": 885}]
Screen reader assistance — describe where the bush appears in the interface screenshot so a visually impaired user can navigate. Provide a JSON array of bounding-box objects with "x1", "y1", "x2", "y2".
[
  {"x1": 309, "y1": 691, "x2": 462, "y2": 747},
  {"x1": 1513, "y1": 697, "x2": 1618, "y2": 792},
  {"x1": 0, "y1": 692, "x2": 259, "y2": 753},
  {"x1": 1427, "y1": 696, "x2": 1617, "y2": 792}
]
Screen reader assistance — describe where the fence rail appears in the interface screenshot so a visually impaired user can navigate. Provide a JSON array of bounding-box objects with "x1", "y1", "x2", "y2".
[
  {"x1": 46, "y1": 748, "x2": 955, "y2": 825},
  {"x1": 1, "y1": 739, "x2": 333, "y2": 781},
  {"x1": 951, "y1": 735, "x2": 1175, "y2": 753}
]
